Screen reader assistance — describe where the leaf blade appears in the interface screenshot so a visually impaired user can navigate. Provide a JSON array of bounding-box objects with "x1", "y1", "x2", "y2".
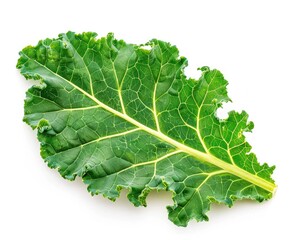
[{"x1": 18, "y1": 31, "x2": 276, "y2": 226}]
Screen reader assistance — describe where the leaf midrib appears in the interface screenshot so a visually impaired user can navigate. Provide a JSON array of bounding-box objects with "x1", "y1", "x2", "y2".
[{"x1": 24, "y1": 54, "x2": 276, "y2": 194}]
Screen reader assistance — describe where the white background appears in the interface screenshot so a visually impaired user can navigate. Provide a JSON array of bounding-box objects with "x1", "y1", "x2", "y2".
[{"x1": 1, "y1": 0, "x2": 299, "y2": 239}]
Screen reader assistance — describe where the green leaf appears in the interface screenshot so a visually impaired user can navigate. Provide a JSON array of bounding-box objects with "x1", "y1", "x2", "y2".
[{"x1": 17, "y1": 31, "x2": 276, "y2": 226}]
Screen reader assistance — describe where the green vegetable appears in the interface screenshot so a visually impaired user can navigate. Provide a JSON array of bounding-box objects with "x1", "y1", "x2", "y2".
[{"x1": 17, "y1": 31, "x2": 276, "y2": 226}]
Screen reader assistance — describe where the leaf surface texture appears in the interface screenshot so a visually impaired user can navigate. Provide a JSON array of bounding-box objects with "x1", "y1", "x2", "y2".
[{"x1": 17, "y1": 32, "x2": 276, "y2": 226}]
